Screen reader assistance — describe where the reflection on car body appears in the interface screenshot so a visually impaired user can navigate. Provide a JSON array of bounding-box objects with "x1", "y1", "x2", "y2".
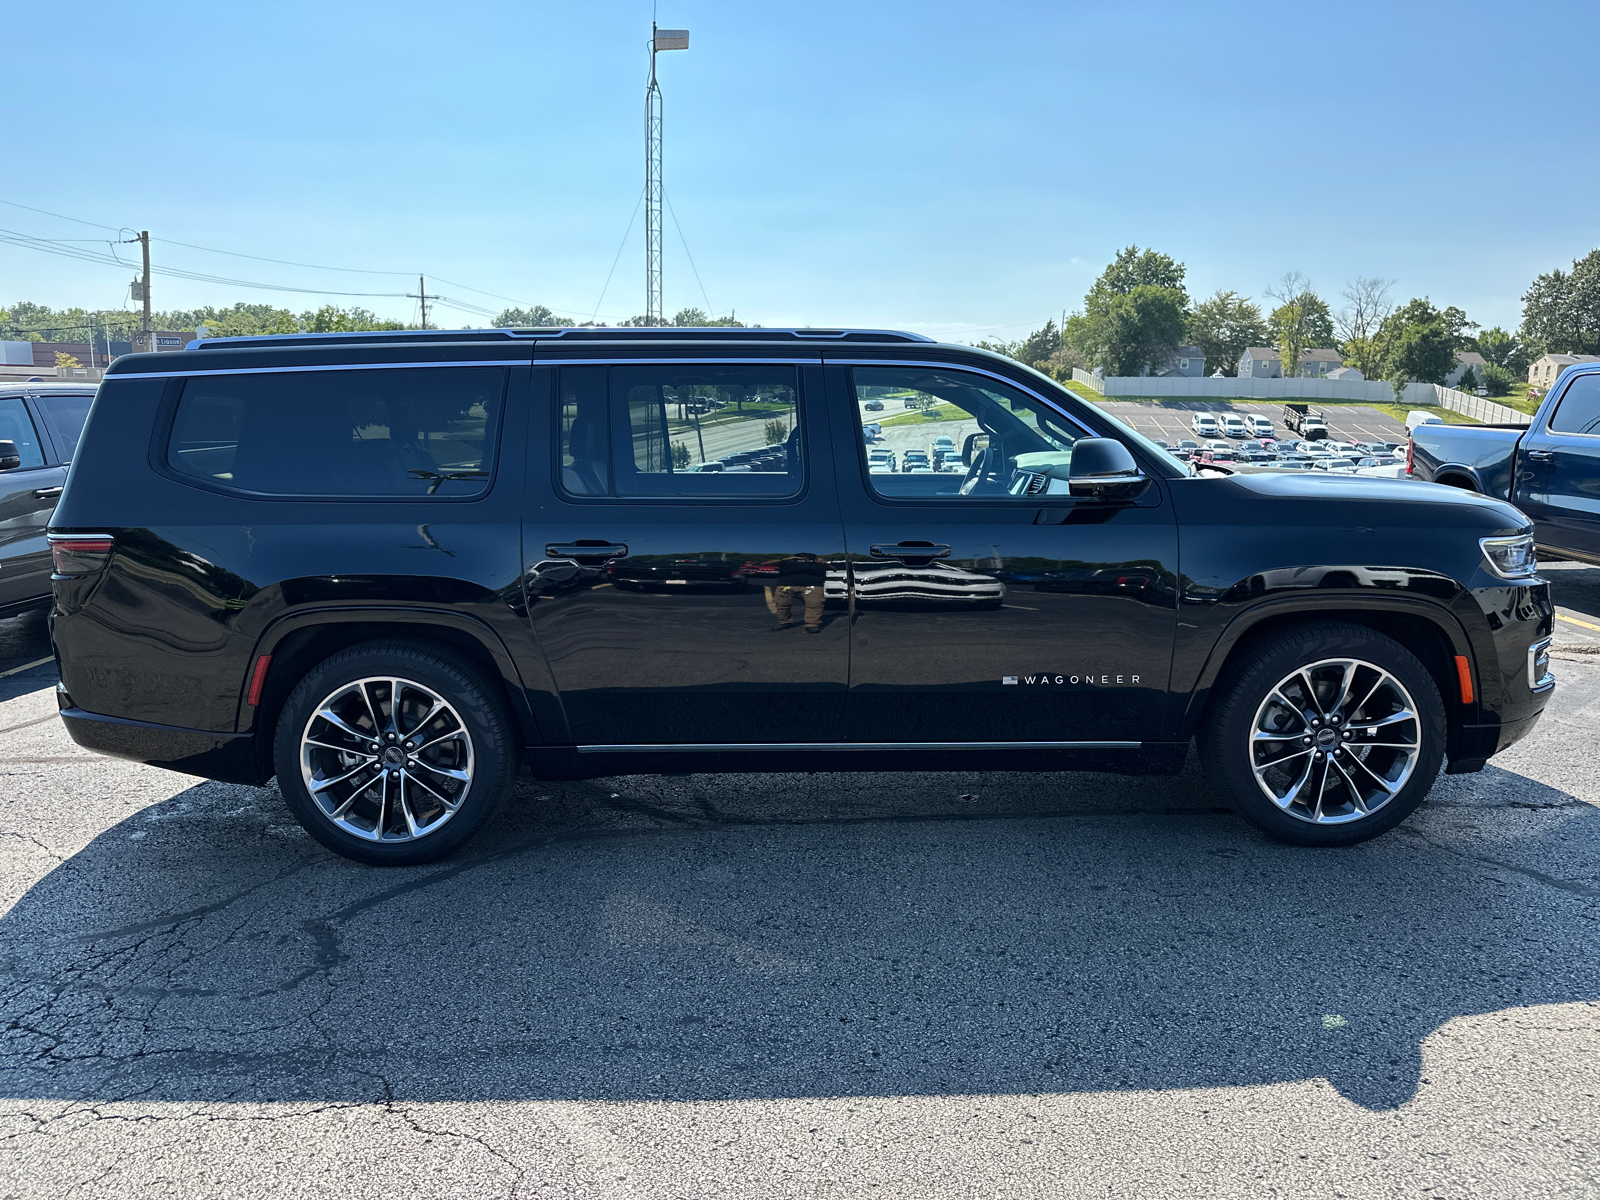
[
  {"x1": 823, "y1": 561, "x2": 1006, "y2": 608},
  {"x1": 607, "y1": 553, "x2": 747, "y2": 590}
]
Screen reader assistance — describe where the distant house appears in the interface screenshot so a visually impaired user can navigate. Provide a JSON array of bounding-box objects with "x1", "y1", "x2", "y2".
[
  {"x1": 1445, "y1": 351, "x2": 1487, "y2": 389},
  {"x1": 1529, "y1": 352, "x2": 1600, "y2": 388},
  {"x1": 1326, "y1": 366, "x2": 1365, "y2": 381},
  {"x1": 1153, "y1": 345, "x2": 1205, "y2": 377},
  {"x1": 1237, "y1": 347, "x2": 1344, "y2": 378}
]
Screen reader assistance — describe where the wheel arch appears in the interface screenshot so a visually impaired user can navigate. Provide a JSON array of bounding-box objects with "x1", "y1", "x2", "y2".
[
  {"x1": 238, "y1": 607, "x2": 541, "y2": 780},
  {"x1": 1178, "y1": 597, "x2": 1477, "y2": 765}
]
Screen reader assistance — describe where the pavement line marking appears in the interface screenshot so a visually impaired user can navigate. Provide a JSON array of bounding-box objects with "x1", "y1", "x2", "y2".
[
  {"x1": 0, "y1": 656, "x2": 53, "y2": 679},
  {"x1": 1556, "y1": 613, "x2": 1600, "y2": 633}
]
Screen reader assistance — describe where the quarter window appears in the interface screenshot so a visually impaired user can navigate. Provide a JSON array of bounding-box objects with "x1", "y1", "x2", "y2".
[
  {"x1": 35, "y1": 393, "x2": 93, "y2": 461},
  {"x1": 166, "y1": 367, "x2": 504, "y2": 496},
  {"x1": 557, "y1": 364, "x2": 803, "y2": 499},
  {"x1": 1550, "y1": 375, "x2": 1600, "y2": 436}
]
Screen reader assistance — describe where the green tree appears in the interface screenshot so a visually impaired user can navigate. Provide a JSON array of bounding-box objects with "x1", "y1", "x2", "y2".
[
  {"x1": 1065, "y1": 246, "x2": 1190, "y2": 374},
  {"x1": 1387, "y1": 298, "x2": 1477, "y2": 351},
  {"x1": 1186, "y1": 290, "x2": 1267, "y2": 376},
  {"x1": 669, "y1": 307, "x2": 746, "y2": 328},
  {"x1": 670, "y1": 441, "x2": 692, "y2": 469},
  {"x1": 975, "y1": 319, "x2": 1059, "y2": 369},
  {"x1": 492, "y1": 305, "x2": 575, "y2": 328},
  {"x1": 1457, "y1": 365, "x2": 1478, "y2": 392},
  {"x1": 1480, "y1": 363, "x2": 1516, "y2": 396},
  {"x1": 764, "y1": 420, "x2": 788, "y2": 445},
  {"x1": 1386, "y1": 319, "x2": 1456, "y2": 388},
  {"x1": 1477, "y1": 326, "x2": 1523, "y2": 371},
  {"x1": 298, "y1": 305, "x2": 407, "y2": 333},
  {"x1": 1520, "y1": 249, "x2": 1600, "y2": 358},
  {"x1": 1266, "y1": 274, "x2": 1335, "y2": 377},
  {"x1": 55, "y1": 350, "x2": 81, "y2": 369}
]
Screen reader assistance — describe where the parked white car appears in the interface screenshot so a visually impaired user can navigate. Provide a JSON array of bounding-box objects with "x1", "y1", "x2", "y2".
[
  {"x1": 1406, "y1": 410, "x2": 1445, "y2": 434},
  {"x1": 1248, "y1": 415, "x2": 1275, "y2": 438},
  {"x1": 1221, "y1": 415, "x2": 1250, "y2": 439},
  {"x1": 1191, "y1": 413, "x2": 1220, "y2": 437}
]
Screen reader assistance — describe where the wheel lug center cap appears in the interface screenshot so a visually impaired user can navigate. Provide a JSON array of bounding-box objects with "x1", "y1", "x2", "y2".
[
  {"x1": 1314, "y1": 728, "x2": 1339, "y2": 748},
  {"x1": 380, "y1": 746, "x2": 407, "y2": 768}
]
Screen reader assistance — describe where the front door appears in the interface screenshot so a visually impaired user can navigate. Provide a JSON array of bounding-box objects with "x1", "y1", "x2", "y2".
[
  {"x1": 0, "y1": 396, "x2": 67, "y2": 612},
  {"x1": 524, "y1": 360, "x2": 849, "y2": 746},
  {"x1": 1515, "y1": 371, "x2": 1600, "y2": 561},
  {"x1": 827, "y1": 363, "x2": 1179, "y2": 745}
]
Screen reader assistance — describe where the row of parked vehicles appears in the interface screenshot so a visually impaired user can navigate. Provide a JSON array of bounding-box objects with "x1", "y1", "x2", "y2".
[{"x1": 1156, "y1": 436, "x2": 1404, "y2": 473}]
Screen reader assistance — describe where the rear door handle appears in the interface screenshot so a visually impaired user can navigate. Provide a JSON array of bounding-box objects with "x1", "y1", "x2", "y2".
[
  {"x1": 870, "y1": 542, "x2": 952, "y2": 560},
  {"x1": 32, "y1": 487, "x2": 62, "y2": 500},
  {"x1": 1525, "y1": 450, "x2": 1555, "y2": 462},
  {"x1": 546, "y1": 541, "x2": 629, "y2": 563}
]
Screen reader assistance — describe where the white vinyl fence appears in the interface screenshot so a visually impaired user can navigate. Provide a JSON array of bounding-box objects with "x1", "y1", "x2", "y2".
[{"x1": 1070, "y1": 370, "x2": 1529, "y2": 425}]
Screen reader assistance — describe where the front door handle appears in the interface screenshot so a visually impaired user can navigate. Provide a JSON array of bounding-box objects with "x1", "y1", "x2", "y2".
[
  {"x1": 1525, "y1": 450, "x2": 1555, "y2": 462},
  {"x1": 32, "y1": 487, "x2": 63, "y2": 500},
  {"x1": 546, "y1": 541, "x2": 629, "y2": 564},
  {"x1": 870, "y1": 542, "x2": 952, "y2": 561}
]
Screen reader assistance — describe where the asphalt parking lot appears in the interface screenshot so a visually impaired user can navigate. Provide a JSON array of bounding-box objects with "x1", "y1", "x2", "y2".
[
  {"x1": 1098, "y1": 400, "x2": 1410, "y2": 449},
  {"x1": 1, "y1": 568, "x2": 1599, "y2": 1198}
]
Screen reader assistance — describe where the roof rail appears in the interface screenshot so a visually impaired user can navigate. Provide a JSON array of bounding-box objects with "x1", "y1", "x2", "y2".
[{"x1": 187, "y1": 327, "x2": 935, "y2": 351}]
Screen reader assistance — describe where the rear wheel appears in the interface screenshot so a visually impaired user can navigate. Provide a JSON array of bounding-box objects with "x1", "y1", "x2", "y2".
[
  {"x1": 1200, "y1": 623, "x2": 1445, "y2": 846},
  {"x1": 272, "y1": 640, "x2": 515, "y2": 865}
]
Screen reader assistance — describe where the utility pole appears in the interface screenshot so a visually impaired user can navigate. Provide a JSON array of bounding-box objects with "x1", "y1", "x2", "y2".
[
  {"x1": 645, "y1": 23, "x2": 689, "y2": 324},
  {"x1": 407, "y1": 275, "x2": 440, "y2": 329},
  {"x1": 138, "y1": 231, "x2": 152, "y2": 353}
]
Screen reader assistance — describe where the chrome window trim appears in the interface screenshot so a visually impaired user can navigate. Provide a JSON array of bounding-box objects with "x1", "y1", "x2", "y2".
[
  {"x1": 577, "y1": 741, "x2": 1141, "y2": 753},
  {"x1": 824, "y1": 358, "x2": 1099, "y2": 438},
  {"x1": 539, "y1": 357, "x2": 822, "y2": 366},
  {"x1": 1544, "y1": 368, "x2": 1600, "y2": 437},
  {"x1": 109, "y1": 360, "x2": 529, "y2": 380}
]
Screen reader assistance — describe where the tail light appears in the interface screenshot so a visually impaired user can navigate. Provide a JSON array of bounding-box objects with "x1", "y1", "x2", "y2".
[
  {"x1": 1405, "y1": 439, "x2": 1414, "y2": 475},
  {"x1": 49, "y1": 534, "x2": 115, "y2": 577}
]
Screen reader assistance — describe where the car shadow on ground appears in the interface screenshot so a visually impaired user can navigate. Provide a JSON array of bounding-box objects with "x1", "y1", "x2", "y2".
[{"x1": 1, "y1": 756, "x2": 1595, "y2": 1114}]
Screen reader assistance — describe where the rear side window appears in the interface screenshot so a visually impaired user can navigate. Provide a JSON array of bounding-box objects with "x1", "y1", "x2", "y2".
[
  {"x1": 1550, "y1": 375, "x2": 1600, "y2": 436},
  {"x1": 167, "y1": 367, "x2": 505, "y2": 497},
  {"x1": 558, "y1": 363, "x2": 803, "y2": 499},
  {"x1": 35, "y1": 393, "x2": 93, "y2": 460}
]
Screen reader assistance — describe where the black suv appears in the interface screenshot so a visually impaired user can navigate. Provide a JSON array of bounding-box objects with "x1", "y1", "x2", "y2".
[
  {"x1": 49, "y1": 328, "x2": 1554, "y2": 864},
  {"x1": 0, "y1": 382, "x2": 96, "y2": 618}
]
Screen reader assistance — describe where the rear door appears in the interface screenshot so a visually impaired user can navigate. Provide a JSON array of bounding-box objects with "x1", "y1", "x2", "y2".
[
  {"x1": 0, "y1": 395, "x2": 70, "y2": 612},
  {"x1": 1514, "y1": 370, "x2": 1600, "y2": 561},
  {"x1": 523, "y1": 356, "x2": 849, "y2": 746},
  {"x1": 825, "y1": 360, "x2": 1179, "y2": 746}
]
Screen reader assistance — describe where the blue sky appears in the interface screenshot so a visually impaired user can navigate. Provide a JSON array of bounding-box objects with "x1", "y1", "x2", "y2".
[{"x1": 5, "y1": 0, "x2": 1597, "y2": 340}]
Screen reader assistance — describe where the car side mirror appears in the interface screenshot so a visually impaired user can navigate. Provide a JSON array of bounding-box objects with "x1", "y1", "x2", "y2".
[
  {"x1": 1068, "y1": 437, "x2": 1150, "y2": 500},
  {"x1": 0, "y1": 440, "x2": 19, "y2": 471},
  {"x1": 962, "y1": 432, "x2": 989, "y2": 467}
]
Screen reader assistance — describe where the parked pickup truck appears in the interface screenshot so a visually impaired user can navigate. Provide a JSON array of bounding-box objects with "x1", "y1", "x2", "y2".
[
  {"x1": 1282, "y1": 404, "x2": 1329, "y2": 439},
  {"x1": 1409, "y1": 362, "x2": 1600, "y2": 563}
]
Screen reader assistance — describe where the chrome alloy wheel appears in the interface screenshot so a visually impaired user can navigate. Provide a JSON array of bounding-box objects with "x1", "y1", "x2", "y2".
[
  {"x1": 299, "y1": 676, "x2": 475, "y2": 842},
  {"x1": 1249, "y1": 657, "x2": 1421, "y2": 825}
]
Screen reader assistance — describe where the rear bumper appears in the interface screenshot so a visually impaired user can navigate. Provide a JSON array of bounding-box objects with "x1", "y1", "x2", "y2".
[{"x1": 59, "y1": 706, "x2": 268, "y2": 785}]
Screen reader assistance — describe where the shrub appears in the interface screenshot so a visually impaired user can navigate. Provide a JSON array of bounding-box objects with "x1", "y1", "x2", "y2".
[{"x1": 1480, "y1": 363, "x2": 1515, "y2": 396}]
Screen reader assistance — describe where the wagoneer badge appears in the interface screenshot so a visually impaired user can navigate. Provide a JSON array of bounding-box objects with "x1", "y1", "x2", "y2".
[{"x1": 1003, "y1": 674, "x2": 1141, "y2": 685}]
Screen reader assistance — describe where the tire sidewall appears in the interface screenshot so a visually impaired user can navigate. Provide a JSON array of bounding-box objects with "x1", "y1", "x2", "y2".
[
  {"x1": 272, "y1": 642, "x2": 514, "y2": 865},
  {"x1": 1203, "y1": 624, "x2": 1446, "y2": 846}
]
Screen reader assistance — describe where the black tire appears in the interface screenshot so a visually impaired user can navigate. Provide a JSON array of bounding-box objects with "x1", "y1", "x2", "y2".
[
  {"x1": 272, "y1": 639, "x2": 516, "y2": 865},
  {"x1": 1199, "y1": 622, "x2": 1445, "y2": 847}
]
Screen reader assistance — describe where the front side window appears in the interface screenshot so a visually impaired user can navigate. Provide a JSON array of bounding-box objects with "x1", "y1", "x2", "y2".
[
  {"x1": 167, "y1": 367, "x2": 504, "y2": 497},
  {"x1": 1550, "y1": 374, "x2": 1600, "y2": 436},
  {"x1": 850, "y1": 366, "x2": 1090, "y2": 499},
  {"x1": 0, "y1": 398, "x2": 46, "y2": 469},
  {"x1": 558, "y1": 364, "x2": 803, "y2": 499}
]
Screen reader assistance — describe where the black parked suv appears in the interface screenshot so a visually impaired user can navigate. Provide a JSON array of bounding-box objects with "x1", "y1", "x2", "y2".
[{"x1": 49, "y1": 328, "x2": 1554, "y2": 863}]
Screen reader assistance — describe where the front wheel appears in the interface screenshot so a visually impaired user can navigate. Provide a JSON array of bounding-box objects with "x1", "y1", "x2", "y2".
[
  {"x1": 272, "y1": 640, "x2": 516, "y2": 865},
  {"x1": 1200, "y1": 623, "x2": 1445, "y2": 846}
]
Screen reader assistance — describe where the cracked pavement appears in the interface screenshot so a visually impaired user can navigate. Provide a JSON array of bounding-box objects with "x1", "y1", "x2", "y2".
[{"x1": 0, "y1": 610, "x2": 1598, "y2": 1196}]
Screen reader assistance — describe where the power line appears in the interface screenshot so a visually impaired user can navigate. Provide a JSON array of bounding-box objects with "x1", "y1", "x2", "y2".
[{"x1": 664, "y1": 191, "x2": 714, "y2": 317}]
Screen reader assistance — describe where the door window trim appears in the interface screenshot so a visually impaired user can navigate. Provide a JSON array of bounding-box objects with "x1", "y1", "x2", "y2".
[{"x1": 550, "y1": 359, "x2": 817, "y2": 506}]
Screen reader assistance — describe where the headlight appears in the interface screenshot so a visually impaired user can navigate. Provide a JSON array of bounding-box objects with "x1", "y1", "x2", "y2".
[{"x1": 1479, "y1": 534, "x2": 1538, "y2": 580}]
